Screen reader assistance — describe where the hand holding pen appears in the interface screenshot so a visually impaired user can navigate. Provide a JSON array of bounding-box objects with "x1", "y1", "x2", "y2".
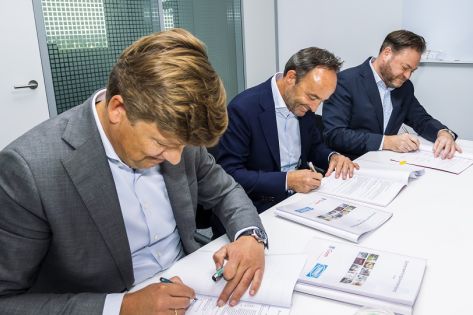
[
  {"x1": 119, "y1": 276, "x2": 196, "y2": 315},
  {"x1": 383, "y1": 125, "x2": 420, "y2": 153}
]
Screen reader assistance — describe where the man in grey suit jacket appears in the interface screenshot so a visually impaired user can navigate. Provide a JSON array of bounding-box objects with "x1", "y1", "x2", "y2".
[{"x1": 0, "y1": 29, "x2": 267, "y2": 315}]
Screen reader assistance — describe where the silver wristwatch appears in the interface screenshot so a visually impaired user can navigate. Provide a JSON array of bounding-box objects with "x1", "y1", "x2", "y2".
[{"x1": 239, "y1": 228, "x2": 269, "y2": 249}]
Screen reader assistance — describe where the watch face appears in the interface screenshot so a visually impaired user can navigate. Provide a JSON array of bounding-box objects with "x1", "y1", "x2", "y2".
[{"x1": 254, "y1": 229, "x2": 267, "y2": 242}]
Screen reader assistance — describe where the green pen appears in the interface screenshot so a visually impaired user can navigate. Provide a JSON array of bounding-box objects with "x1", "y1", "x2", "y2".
[
  {"x1": 160, "y1": 277, "x2": 198, "y2": 304},
  {"x1": 212, "y1": 267, "x2": 224, "y2": 282}
]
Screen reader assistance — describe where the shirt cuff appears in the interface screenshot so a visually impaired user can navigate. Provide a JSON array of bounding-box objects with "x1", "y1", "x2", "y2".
[
  {"x1": 328, "y1": 151, "x2": 338, "y2": 162},
  {"x1": 234, "y1": 226, "x2": 260, "y2": 241},
  {"x1": 102, "y1": 293, "x2": 125, "y2": 315},
  {"x1": 379, "y1": 136, "x2": 385, "y2": 150}
]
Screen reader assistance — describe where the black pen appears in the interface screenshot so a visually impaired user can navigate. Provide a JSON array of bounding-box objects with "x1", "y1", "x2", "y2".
[
  {"x1": 160, "y1": 277, "x2": 198, "y2": 304},
  {"x1": 308, "y1": 161, "x2": 325, "y2": 174}
]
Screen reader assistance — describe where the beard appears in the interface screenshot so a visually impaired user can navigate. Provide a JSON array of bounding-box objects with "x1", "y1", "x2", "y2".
[{"x1": 379, "y1": 61, "x2": 406, "y2": 88}]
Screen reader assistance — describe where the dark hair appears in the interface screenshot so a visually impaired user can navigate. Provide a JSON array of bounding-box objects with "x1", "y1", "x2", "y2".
[
  {"x1": 379, "y1": 30, "x2": 426, "y2": 54},
  {"x1": 283, "y1": 47, "x2": 343, "y2": 82}
]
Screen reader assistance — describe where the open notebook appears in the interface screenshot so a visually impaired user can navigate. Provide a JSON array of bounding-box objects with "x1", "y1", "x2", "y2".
[
  {"x1": 275, "y1": 191, "x2": 392, "y2": 242},
  {"x1": 296, "y1": 237, "x2": 426, "y2": 315},
  {"x1": 133, "y1": 250, "x2": 307, "y2": 314},
  {"x1": 317, "y1": 159, "x2": 424, "y2": 207}
]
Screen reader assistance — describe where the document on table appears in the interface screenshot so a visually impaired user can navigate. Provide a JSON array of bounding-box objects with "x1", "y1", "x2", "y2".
[
  {"x1": 296, "y1": 237, "x2": 426, "y2": 315},
  {"x1": 158, "y1": 250, "x2": 307, "y2": 311},
  {"x1": 390, "y1": 143, "x2": 473, "y2": 174},
  {"x1": 186, "y1": 295, "x2": 290, "y2": 315},
  {"x1": 275, "y1": 191, "x2": 392, "y2": 242},
  {"x1": 317, "y1": 160, "x2": 424, "y2": 207}
]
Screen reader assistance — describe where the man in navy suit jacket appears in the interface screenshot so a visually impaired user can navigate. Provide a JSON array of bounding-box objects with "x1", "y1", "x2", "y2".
[
  {"x1": 218, "y1": 48, "x2": 358, "y2": 213},
  {"x1": 323, "y1": 30, "x2": 461, "y2": 159}
]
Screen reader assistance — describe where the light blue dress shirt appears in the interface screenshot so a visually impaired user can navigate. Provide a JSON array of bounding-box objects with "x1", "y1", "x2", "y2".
[
  {"x1": 92, "y1": 90, "x2": 184, "y2": 315},
  {"x1": 271, "y1": 73, "x2": 301, "y2": 190},
  {"x1": 369, "y1": 58, "x2": 394, "y2": 150}
]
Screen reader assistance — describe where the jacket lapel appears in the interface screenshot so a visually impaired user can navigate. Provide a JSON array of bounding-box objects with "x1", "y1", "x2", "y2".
[
  {"x1": 258, "y1": 80, "x2": 281, "y2": 168},
  {"x1": 360, "y1": 58, "x2": 384, "y2": 133},
  {"x1": 299, "y1": 115, "x2": 311, "y2": 166},
  {"x1": 161, "y1": 159, "x2": 194, "y2": 253},
  {"x1": 61, "y1": 99, "x2": 134, "y2": 289},
  {"x1": 386, "y1": 88, "x2": 402, "y2": 134}
]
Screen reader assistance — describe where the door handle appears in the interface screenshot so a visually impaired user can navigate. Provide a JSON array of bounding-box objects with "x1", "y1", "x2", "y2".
[{"x1": 14, "y1": 80, "x2": 38, "y2": 90}]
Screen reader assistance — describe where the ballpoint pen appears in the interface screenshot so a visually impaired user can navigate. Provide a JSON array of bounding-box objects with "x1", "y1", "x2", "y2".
[
  {"x1": 308, "y1": 161, "x2": 325, "y2": 174},
  {"x1": 160, "y1": 277, "x2": 199, "y2": 304}
]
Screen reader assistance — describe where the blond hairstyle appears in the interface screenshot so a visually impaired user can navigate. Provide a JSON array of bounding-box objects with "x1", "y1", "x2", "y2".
[{"x1": 106, "y1": 28, "x2": 227, "y2": 147}]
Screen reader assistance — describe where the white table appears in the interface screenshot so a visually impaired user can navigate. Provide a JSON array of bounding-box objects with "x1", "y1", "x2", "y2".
[{"x1": 202, "y1": 145, "x2": 473, "y2": 314}]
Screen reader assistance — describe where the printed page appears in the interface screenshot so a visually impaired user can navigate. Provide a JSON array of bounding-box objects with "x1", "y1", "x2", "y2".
[
  {"x1": 355, "y1": 160, "x2": 425, "y2": 183},
  {"x1": 392, "y1": 149, "x2": 473, "y2": 174},
  {"x1": 274, "y1": 192, "x2": 392, "y2": 242},
  {"x1": 162, "y1": 251, "x2": 307, "y2": 308},
  {"x1": 298, "y1": 238, "x2": 426, "y2": 306},
  {"x1": 317, "y1": 174, "x2": 405, "y2": 207},
  {"x1": 420, "y1": 142, "x2": 473, "y2": 160},
  {"x1": 186, "y1": 295, "x2": 290, "y2": 315}
]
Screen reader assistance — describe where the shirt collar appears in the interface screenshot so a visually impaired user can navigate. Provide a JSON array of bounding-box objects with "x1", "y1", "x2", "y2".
[
  {"x1": 91, "y1": 89, "x2": 127, "y2": 166},
  {"x1": 271, "y1": 72, "x2": 291, "y2": 110}
]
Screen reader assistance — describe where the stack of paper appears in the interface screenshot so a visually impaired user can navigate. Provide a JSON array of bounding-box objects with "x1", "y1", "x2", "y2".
[
  {"x1": 296, "y1": 238, "x2": 426, "y2": 315},
  {"x1": 317, "y1": 160, "x2": 424, "y2": 206},
  {"x1": 156, "y1": 250, "x2": 307, "y2": 314},
  {"x1": 275, "y1": 192, "x2": 392, "y2": 242}
]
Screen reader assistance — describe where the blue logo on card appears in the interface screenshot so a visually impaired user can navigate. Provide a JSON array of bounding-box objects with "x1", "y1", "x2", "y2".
[
  {"x1": 306, "y1": 263, "x2": 328, "y2": 278},
  {"x1": 295, "y1": 206, "x2": 314, "y2": 213}
]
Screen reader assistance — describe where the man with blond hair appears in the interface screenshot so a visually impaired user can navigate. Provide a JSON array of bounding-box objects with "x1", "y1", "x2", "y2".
[{"x1": 0, "y1": 28, "x2": 267, "y2": 315}]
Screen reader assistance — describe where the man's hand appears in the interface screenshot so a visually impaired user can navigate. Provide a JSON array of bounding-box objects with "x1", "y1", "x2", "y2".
[
  {"x1": 383, "y1": 134, "x2": 420, "y2": 152},
  {"x1": 287, "y1": 169, "x2": 323, "y2": 193},
  {"x1": 325, "y1": 154, "x2": 359, "y2": 179},
  {"x1": 433, "y1": 130, "x2": 462, "y2": 159},
  {"x1": 212, "y1": 235, "x2": 265, "y2": 307},
  {"x1": 120, "y1": 276, "x2": 195, "y2": 315}
]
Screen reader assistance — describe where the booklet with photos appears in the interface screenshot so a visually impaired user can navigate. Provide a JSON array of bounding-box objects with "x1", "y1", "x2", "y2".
[
  {"x1": 296, "y1": 238, "x2": 426, "y2": 315},
  {"x1": 275, "y1": 192, "x2": 392, "y2": 243},
  {"x1": 317, "y1": 159, "x2": 425, "y2": 207}
]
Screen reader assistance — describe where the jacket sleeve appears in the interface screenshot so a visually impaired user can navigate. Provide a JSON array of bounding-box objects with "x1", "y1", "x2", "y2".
[
  {"x1": 323, "y1": 75, "x2": 383, "y2": 157},
  {"x1": 403, "y1": 82, "x2": 447, "y2": 142},
  {"x1": 0, "y1": 149, "x2": 106, "y2": 315},
  {"x1": 193, "y1": 146, "x2": 265, "y2": 241}
]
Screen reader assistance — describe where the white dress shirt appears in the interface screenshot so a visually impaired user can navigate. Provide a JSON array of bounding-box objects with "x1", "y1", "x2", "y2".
[
  {"x1": 369, "y1": 58, "x2": 394, "y2": 150},
  {"x1": 92, "y1": 90, "x2": 184, "y2": 315},
  {"x1": 271, "y1": 73, "x2": 302, "y2": 190}
]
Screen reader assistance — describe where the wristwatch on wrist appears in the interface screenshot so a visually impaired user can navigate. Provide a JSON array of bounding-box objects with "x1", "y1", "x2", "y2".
[
  {"x1": 238, "y1": 228, "x2": 269, "y2": 249},
  {"x1": 439, "y1": 128, "x2": 457, "y2": 140}
]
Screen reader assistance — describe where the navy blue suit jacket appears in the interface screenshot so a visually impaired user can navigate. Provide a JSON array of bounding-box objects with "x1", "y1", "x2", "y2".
[
  {"x1": 217, "y1": 78, "x2": 332, "y2": 212},
  {"x1": 323, "y1": 58, "x2": 449, "y2": 159}
]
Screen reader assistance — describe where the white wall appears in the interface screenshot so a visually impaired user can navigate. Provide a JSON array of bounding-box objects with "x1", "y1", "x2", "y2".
[
  {"x1": 275, "y1": 0, "x2": 473, "y2": 139},
  {"x1": 277, "y1": 0, "x2": 402, "y2": 70},
  {"x1": 241, "y1": 0, "x2": 277, "y2": 88}
]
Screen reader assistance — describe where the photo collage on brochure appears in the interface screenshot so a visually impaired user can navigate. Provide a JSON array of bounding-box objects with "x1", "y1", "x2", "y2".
[
  {"x1": 317, "y1": 203, "x2": 356, "y2": 221},
  {"x1": 340, "y1": 252, "x2": 379, "y2": 286}
]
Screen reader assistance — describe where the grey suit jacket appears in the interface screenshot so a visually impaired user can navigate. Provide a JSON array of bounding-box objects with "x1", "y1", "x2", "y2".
[{"x1": 0, "y1": 94, "x2": 263, "y2": 315}]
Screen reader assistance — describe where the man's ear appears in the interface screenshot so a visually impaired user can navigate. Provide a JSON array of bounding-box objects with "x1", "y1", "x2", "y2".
[
  {"x1": 285, "y1": 69, "x2": 297, "y2": 86},
  {"x1": 107, "y1": 95, "x2": 126, "y2": 124},
  {"x1": 380, "y1": 46, "x2": 393, "y2": 61}
]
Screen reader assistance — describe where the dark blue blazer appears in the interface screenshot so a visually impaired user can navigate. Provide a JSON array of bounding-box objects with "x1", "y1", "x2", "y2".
[
  {"x1": 217, "y1": 78, "x2": 332, "y2": 212},
  {"x1": 322, "y1": 58, "x2": 449, "y2": 159}
]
